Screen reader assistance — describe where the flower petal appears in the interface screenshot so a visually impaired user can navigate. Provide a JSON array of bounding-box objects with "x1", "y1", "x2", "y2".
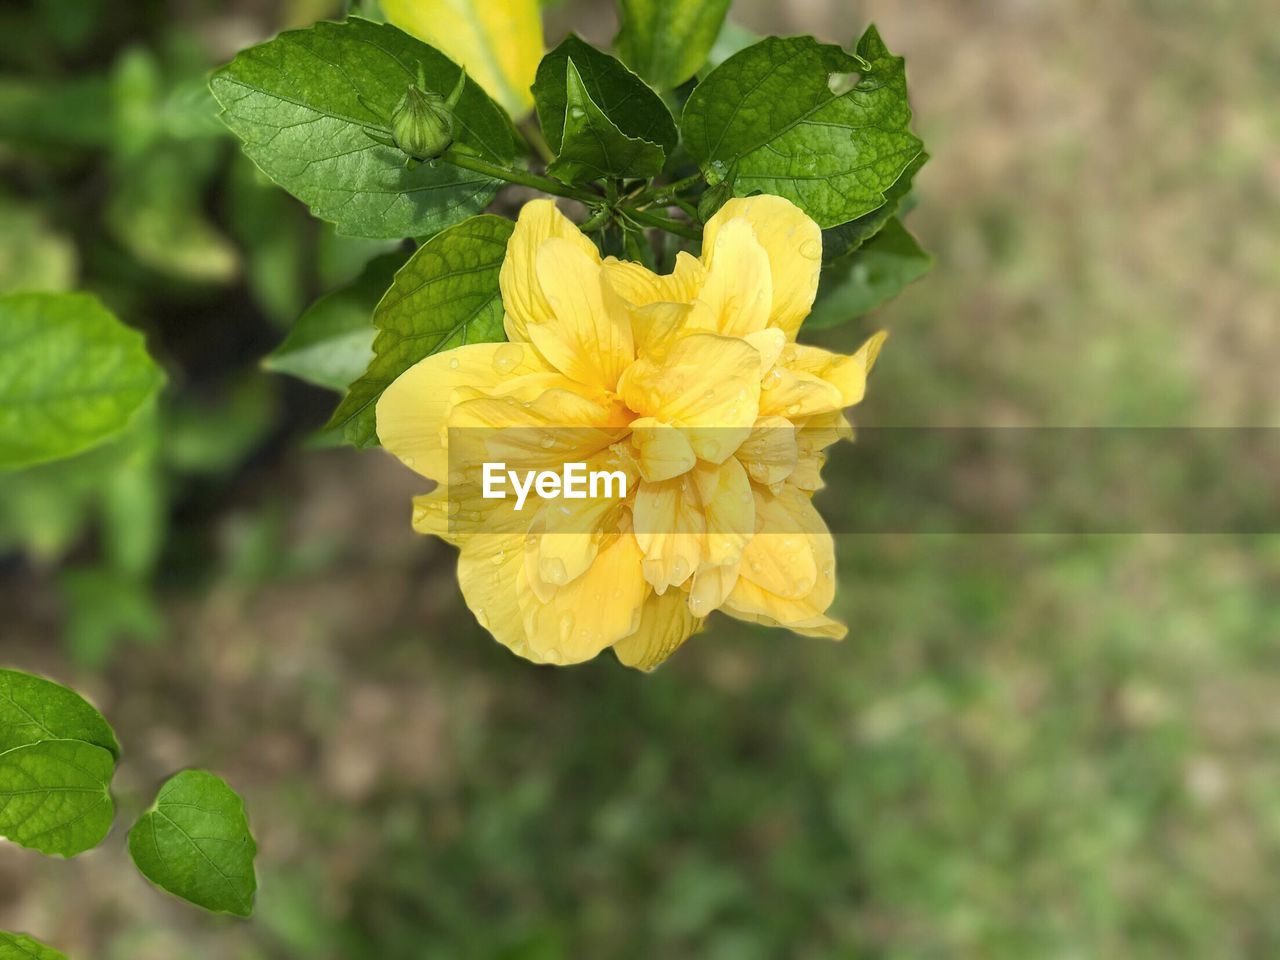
[
  {"x1": 633, "y1": 475, "x2": 704, "y2": 593},
  {"x1": 602, "y1": 251, "x2": 705, "y2": 307},
  {"x1": 618, "y1": 332, "x2": 760, "y2": 462},
  {"x1": 457, "y1": 534, "x2": 537, "y2": 658},
  {"x1": 377, "y1": 341, "x2": 554, "y2": 479},
  {"x1": 382, "y1": 0, "x2": 543, "y2": 118},
  {"x1": 737, "y1": 415, "x2": 799, "y2": 486},
  {"x1": 530, "y1": 238, "x2": 634, "y2": 391},
  {"x1": 629, "y1": 416, "x2": 697, "y2": 482},
  {"x1": 703, "y1": 196, "x2": 822, "y2": 339},
  {"x1": 697, "y1": 215, "x2": 772, "y2": 338},
  {"x1": 500, "y1": 200, "x2": 601, "y2": 343},
  {"x1": 516, "y1": 531, "x2": 649, "y2": 664},
  {"x1": 613, "y1": 589, "x2": 702, "y2": 671}
]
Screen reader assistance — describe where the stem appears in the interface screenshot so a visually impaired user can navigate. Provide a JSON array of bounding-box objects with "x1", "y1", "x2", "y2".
[
  {"x1": 624, "y1": 207, "x2": 701, "y2": 241},
  {"x1": 443, "y1": 148, "x2": 598, "y2": 204},
  {"x1": 518, "y1": 118, "x2": 555, "y2": 165},
  {"x1": 644, "y1": 172, "x2": 704, "y2": 205}
]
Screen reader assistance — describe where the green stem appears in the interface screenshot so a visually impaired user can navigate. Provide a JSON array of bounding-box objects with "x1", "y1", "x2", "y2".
[
  {"x1": 644, "y1": 172, "x2": 704, "y2": 205},
  {"x1": 518, "y1": 118, "x2": 555, "y2": 165},
  {"x1": 624, "y1": 207, "x2": 701, "y2": 241},
  {"x1": 443, "y1": 148, "x2": 598, "y2": 204}
]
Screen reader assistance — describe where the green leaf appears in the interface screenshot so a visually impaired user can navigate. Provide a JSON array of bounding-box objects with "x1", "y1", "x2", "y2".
[
  {"x1": 681, "y1": 27, "x2": 923, "y2": 228},
  {"x1": 0, "y1": 669, "x2": 119, "y2": 758},
  {"x1": 0, "y1": 931, "x2": 68, "y2": 960},
  {"x1": 0, "y1": 669, "x2": 119, "y2": 857},
  {"x1": 326, "y1": 215, "x2": 513, "y2": 447},
  {"x1": 615, "y1": 0, "x2": 731, "y2": 90},
  {"x1": 128, "y1": 769, "x2": 258, "y2": 917},
  {"x1": 0, "y1": 293, "x2": 165, "y2": 471},
  {"x1": 0, "y1": 199, "x2": 77, "y2": 294},
  {"x1": 106, "y1": 141, "x2": 240, "y2": 284},
  {"x1": 534, "y1": 35, "x2": 677, "y2": 158},
  {"x1": 210, "y1": 17, "x2": 515, "y2": 239},
  {"x1": 264, "y1": 251, "x2": 407, "y2": 391},
  {"x1": 822, "y1": 150, "x2": 927, "y2": 263},
  {"x1": 546, "y1": 59, "x2": 665, "y2": 184},
  {"x1": 0, "y1": 738, "x2": 115, "y2": 857},
  {"x1": 804, "y1": 218, "x2": 931, "y2": 330}
]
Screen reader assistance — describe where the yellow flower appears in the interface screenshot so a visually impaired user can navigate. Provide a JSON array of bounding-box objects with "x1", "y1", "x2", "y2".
[
  {"x1": 382, "y1": 0, "x2": 543, "y2": 119},
  {"x1": 377, "y1": 195, "x2": 886, "y2": 670}
]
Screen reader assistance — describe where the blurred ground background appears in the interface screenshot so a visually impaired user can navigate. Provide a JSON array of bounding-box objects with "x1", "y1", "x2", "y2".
[{"x1": 2, "y1": 0, "x2": 1280, "y2": 957}]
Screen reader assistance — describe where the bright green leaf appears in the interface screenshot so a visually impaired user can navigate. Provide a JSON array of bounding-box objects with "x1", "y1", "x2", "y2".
[
  {"x1": 822, "y1": 150, "x2": 928, "y2": 263},
  {"x1": 326, "y1": 215, "x2": 513, "y2": 447},
  {"x1": 210, "y1": 17, "x2": 515, "y2": 239},
  {"x1": 534, "y1": 35, "x2": 676, "y2": 158},
  {"x1": 264, "y1": 252, "x2": 407, "y2": 391},
  {"x1": 0, "y1": 293, "x2": 165, "y2": 471},
  {"x1": 805, "y1": 218, "x2": 931, "y2": 330},
  {"x1": 0, "y1": 931, "x2": 68, "y2": 960},
  {"x1": 0, "y1": 669, "x2": 119, "y2": 758},
  {"x1": 681, "y1": 27, "x2": 923, "y2": 228},
  {"x1": 547, "y1": 59, "x2": 665, "y2": 184},
  {"x1": 128, "y1": 769, "x2": 258, "y2": 917},
  {"x1": 615, "y1": 0, "x2": 731, "y2": 90},
  {"x1": 0, "y1": 738, "x2": 115, "y2": 857}
]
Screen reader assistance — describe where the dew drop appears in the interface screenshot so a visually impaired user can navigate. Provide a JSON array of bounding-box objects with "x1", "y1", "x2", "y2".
[
  {"x1": 540, "y1": 436, "x2": 556, "y2": 449},
  {"x1": 799, "y1": 239, "x2": 822, "y2": 260},
  {"x1": 448, "y1": 356, "x2": 461, "y2": 370}
]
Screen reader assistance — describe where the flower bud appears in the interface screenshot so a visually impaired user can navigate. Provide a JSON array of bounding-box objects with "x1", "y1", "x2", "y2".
[{"x1": 391, "y1": 69, "x2": 466, "y2": 161}]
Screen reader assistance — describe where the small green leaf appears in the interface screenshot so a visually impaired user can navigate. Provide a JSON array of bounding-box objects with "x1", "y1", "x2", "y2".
[
  {"x1": 547, "y1": 59, "x2": 665, "y2": 184},
  {"x1": 264, "y1": 251, "x2": 408, "y2": 391},
  {"x1": 534, "y1": 35, "x2": 676, "y2": 158},
  {"x1": 0, "y1": 292, "x2": 165, "y2": 471},
  {"x1": 327, "y1": 215, "x2": 513, "y2": 447},
  {"x1": 822, "y1": 150, "x2": 928, "y2": 263},
  {"x1": 0, "y1": 739, "x2": 115, "y2": 857},
  {"x1": 615, "y1": 0, "x2": 731, "y2": 90},
  {"x1": 128, "y1": 770, "x2": 258, "y2": 917},
  {"x1": 0, "y1": 669, "x2": 120, "y2": 758},
  {"x1": 805, "y1": 218, "x2": 931, "y2": 330},
  {"x1": 681, "y1": 27, "x2": 922, "y2": 228},
  {"x1": 210, "y1": 18, "x2": 515, "y2": 239},
  {"x1": 0, "y1": 931, "x2": 68, "y2": 960}
]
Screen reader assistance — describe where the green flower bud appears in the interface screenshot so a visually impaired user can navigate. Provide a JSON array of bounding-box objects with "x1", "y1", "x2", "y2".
[{"x1": 391, "y1": 69, "x2": 466, "y2": 161}]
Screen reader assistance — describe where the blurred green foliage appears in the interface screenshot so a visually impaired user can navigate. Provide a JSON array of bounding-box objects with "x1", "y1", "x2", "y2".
[{"x1": 2, "y1": 0, "x2": 1279, "y2": 958}]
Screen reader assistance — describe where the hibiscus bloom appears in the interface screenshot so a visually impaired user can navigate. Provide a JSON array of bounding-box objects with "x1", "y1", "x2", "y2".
[{"x1": 377, "y1": 195, "x2": 885, "y2": 669}]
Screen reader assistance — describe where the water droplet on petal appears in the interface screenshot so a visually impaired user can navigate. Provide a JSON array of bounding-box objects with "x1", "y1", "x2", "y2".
[
  {"x1": 799, "y1": 239, "x2": 822, "y2": 260},
  {"x1": 448, "y1": 356, "x2": 461, "y2": 370}
]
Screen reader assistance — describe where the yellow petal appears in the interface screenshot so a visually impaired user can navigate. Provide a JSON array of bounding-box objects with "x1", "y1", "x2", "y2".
[
  {"x1": 618, "y1": 332, "x2": 760, "y2": 462},
  {"x1": 516, "y1": 531, "x2": 648, "y2": 664},
  {"x1": 457, "y1": 534, "x2": 538, "y2": 659},
  {"x1": 737, "y1": 415, "x2": 799, "y2": 486},
  {"x1": 500, "y1": 199, "x2": 601, "y2": 343},
  {"x1": 778, "y1": 331, "x2": 887, "y2": 407},
  {"x1": 723, "y1": 487, "x2": 841, "y2": 633},
  {"x1": 697, "y1": 215, "x2": 772, "y2": 338},
  {"x1": 688, "y1": 560, "x2": 740, "y2": 618},
  {"x1": 602, "y1": 251, "x2": 705, "y2": 307},
  {"x1": 691, "y1": 457, "x2": 752, "y2": 569},
  {"x1": 376, "y1": 341, "x2": 553, "y2": 479},
  {"x1": 629, "y1": 416, "x2": 697, "y2": 482},
  {"x1": 530, "y1": 238, "x2": 634, "y2": 391},
  {"x1": 613, "y1": 589, "x2": 702, "y2": 671},
  {"x1": 633, "y1": 475, "x2": 704, "y2": 593},
  {"x1": 382, "y1": 0, "x2": 543, "y2": 118},
  {"x1": 629, "y1": 300, "x2": 718, "y2": 359},
  {"x1": 703, "y1": 196, "x2": 822, "y2": 339}
]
